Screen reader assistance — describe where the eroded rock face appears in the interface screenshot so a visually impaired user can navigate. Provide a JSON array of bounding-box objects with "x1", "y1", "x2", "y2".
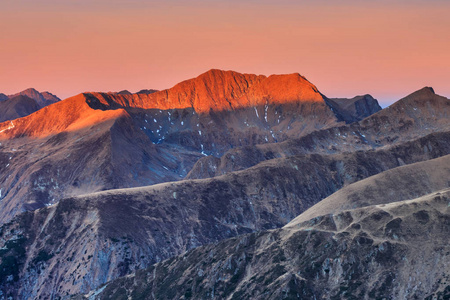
[{"x1": 81, "y1": 189, "x2": 450, "y2": 300}]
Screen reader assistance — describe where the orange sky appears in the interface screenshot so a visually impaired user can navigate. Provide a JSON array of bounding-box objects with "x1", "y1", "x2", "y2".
[{"x1": 1, "y1": 0, "x2": 449, "y2": 106}]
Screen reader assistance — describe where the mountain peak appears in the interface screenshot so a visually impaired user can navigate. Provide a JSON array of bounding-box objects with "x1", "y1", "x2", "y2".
[
  {"x1": 21, "y1": 87, "x2": 40, "y2": 94},
  {"x1": 395, "y1": 86, "x2": 441, "y2": 105},
  {"x1": 7, "y1": 88, "x2": 60, "y2": 108},
  {"x1": 421, "y1": 86, "x2": 435, "y2": 94}
]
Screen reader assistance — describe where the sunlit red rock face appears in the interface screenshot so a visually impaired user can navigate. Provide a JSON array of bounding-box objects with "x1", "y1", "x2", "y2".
[{"x1": 83, "y1": 69, "x2": 323, "y2": 112}]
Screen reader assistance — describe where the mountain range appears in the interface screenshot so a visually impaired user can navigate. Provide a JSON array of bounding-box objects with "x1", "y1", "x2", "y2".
[
  {"x1": 0, "y1": 69, "x2": 449, "y2": 299},
  {"x1": 0, "y1": 70, "x2": 383, "y2": 225}
]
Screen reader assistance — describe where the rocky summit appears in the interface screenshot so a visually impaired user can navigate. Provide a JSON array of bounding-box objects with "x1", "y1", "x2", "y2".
[{"x1": 0, "y1": 69, "x2": 449, "y2": 299}]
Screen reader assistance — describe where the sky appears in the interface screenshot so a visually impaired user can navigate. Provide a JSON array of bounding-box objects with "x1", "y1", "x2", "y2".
[{"x1": 0, "y1": 0, "x2": 449, "y2": 107}]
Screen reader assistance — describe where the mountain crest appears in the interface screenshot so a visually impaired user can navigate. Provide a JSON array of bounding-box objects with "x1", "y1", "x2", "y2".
[{"x1": 83, "y1": 69, "x2": 325, "y2": 113}]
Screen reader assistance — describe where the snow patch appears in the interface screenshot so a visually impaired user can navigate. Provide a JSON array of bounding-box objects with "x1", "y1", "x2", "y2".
[
  {"x1": 0, "y1": 121, "x2": 14, "y2": 134},
  {"x1": 201, "y1": 144, "x2": 207, "y2": 156},
  {"x1": 254, "y1": 107, "x2": 259, "y2": 118},
  {"x1": 264, "y1": 104, "x2": 268, "y2": 122}
]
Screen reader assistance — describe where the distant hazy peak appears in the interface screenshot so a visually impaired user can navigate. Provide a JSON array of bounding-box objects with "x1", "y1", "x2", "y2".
[
  {"x1": 324, "y1": 93, "x2": 382, "y2": 123},
  {"x1": 41, "y1": 91, "x2": 61, "y2": 101},
  {"x1": 117, "y1": 90, "x2": 132, "y2": 95},
  {"x1": 136, "y1": 89, "x2": 158, "y2": 95},
  {"x1": 8, "y1": 88, "x2": 60, "y2": 108}
]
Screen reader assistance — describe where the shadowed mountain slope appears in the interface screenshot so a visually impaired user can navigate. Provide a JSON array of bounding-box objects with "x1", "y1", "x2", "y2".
[
  {"x1": 0, "y1": 89, "x2": 61, "y2": 122},
  {"x1": 188, "y1": 86, "x2": 450, "y2": 179},
  {"x1": 324, "y1": 94, "x2": 382, "y2": 123},
  {"x1": 79, "y1": 185, "x2": 450, "y2": 299},
  {"x1": 8, "y1": 88, "x2": 60, "y2": 108},
  {"x1": 0, "y1": 95, "x2": 40, "y2": 123},
  {"x1": 0, "y1": 135, "x2": 449, "y2": 298}
]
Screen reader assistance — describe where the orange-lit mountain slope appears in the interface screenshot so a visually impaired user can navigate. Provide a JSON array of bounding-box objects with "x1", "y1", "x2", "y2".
[
  {"x1": 83, "y1": 69, "x2": 323, "y2": 111},
  {"x1": 0, "y1": 94, "x2": 127, "y2": 139}
]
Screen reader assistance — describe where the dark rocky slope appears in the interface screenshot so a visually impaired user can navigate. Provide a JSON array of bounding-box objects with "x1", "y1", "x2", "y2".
[
  {"x1": 188, "y1": 87, "x2": 450, "y2": 179},
  {"x1": 0, "y1": 137, "x2": 449, "y2": 298},
  {"x1": 80, "y1": 189, "x2": 450, "y2": 299}
]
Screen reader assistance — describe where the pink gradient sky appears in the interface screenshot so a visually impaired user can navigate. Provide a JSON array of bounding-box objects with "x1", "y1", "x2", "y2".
[{"x1": 1, "y1": 0, "x2": 449, "y2": 106}]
